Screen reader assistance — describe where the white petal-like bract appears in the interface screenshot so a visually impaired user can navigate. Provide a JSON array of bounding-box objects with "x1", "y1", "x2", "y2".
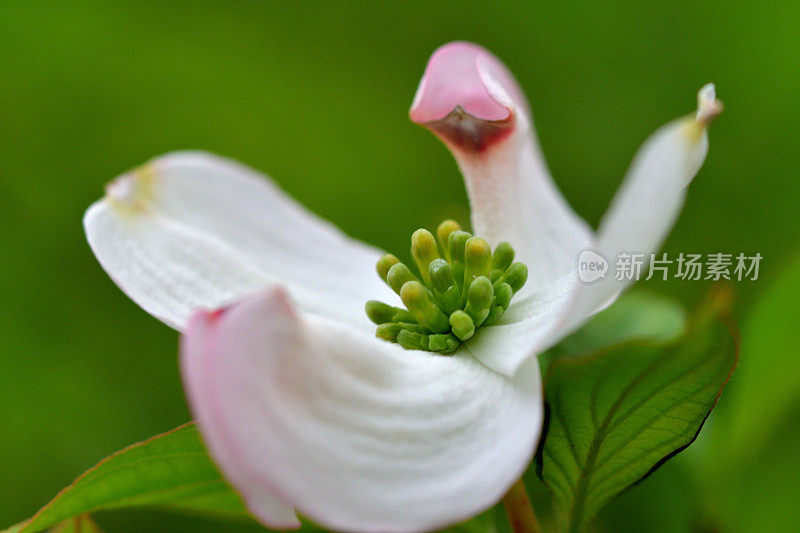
[
  {"x1": 182, "y1": 287, "x2": 543, "y2": 532},
  {"x1": 556, "y1": 86, "x2": 718, "y2": 337},
  {"x1": 410, "y1": 42, "x2": 594, "y2": 290},
  {"x1": 84, "y1": 151, "x2": 394, "y2": 331}
]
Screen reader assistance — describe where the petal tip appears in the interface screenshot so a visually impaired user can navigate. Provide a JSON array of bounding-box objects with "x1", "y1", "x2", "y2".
[
  {"x1": 104, "y1": 164, "x2": 157, "y2": 212},
  {"x1": 409, "y1": 41, "x2": 512, "y2": 124},
  {"x1": 409, "y1": 42, "x2": 522, "y2": 152},
  {"x1": 196, "y1": 286, "x2": 296, "y2": 327},
  {"x1": 696, "y1": 83, "x2": 723, "y2": 126},
  {"x1": 261, "y1": 285, "x2": 297, "y2": 319}
]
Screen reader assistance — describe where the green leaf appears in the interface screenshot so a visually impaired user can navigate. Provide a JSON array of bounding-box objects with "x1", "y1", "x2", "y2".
[
  {"x1": 553, "y1": 291, "x2": 687, "y2": 357},
  {"x1": 540, "y1": 291, "x2": 686, "y2": 372},
  {"x1": 538, "y1": 293, "x2": 737, "y2": 532},
  {"x1": 687, "y1": 253, "x2": 800, "y2": 532},
  {"x1": 3, "y1": 418, "x2": 500, "y2": 533},
  {"x1": 699, "y1": 412, "x2": 800, "y2": 532},
  {"x1": 715, "y1": 250, "x2": 800, "y2": 461},
  {"x1": 3, "y1": 423, "x2": 251, "y2": 533},
  {"x1": 47, "y1": 515, "x2": 103, "y2": 533}
]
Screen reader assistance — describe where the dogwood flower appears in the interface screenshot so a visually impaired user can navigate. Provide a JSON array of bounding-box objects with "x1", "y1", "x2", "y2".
[{"x1": 83, "y1": 42, "x2": 720, "y2": 532}]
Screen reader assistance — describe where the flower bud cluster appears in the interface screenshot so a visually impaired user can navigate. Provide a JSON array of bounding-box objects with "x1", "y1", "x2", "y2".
[{"x1": 366, "y1": 220, "x2": 528, "y2": 354}]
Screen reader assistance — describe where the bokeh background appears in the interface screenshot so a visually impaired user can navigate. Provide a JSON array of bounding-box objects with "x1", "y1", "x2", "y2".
[{"x1": 2, "y1": 2, "x2": 798, "y2": 531}]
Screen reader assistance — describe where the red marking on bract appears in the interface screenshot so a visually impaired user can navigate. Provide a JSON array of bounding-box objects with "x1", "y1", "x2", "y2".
[
  {"x1": 207, "y1": 308, "x2": 229, "y2": 322},
  {"x1": 424, "y1": 106, "x2": 515, "y2": 153}
]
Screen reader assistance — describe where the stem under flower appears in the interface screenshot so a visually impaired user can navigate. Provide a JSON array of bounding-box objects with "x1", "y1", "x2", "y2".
[{"x1": 503, "y1": 479, "x2": 542, "y2": 533}]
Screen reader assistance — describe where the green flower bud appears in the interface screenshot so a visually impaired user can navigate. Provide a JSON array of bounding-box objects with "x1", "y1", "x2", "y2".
[
  {"x1": 366, "y1": 221, "x2": 529, "y2": 356},
  {"x1": 465, "y1": 276, "x2": 493, "y2": 327},
  {"x1": 464, "y1": 237, "x2": 491, "y2": 287},
  {"x1": 411, "y1": 229, "x2": 439, "y2": 285},
  {"x1": 429, "y1": 259, "x2": 461, "y2": 314},
  {"x1": 387, "y1": 262, "x2": 417, "y2": 295},
  {"x1": 376, "y1": 323, "x2": 402, "y2": 342},
  {"x1": 491, "y1": 241, "x2": 515, "y2": 272},
  {"x1": 428, "y1": 333, "x2": 460, "y2": 354},
  {"x1": 365, "y1": 300, "x2": 396, "y2": 324},
  {"x1": 397, "y1": 329, "x2": 429, "y2": 350},
  {"x1": 375, "y1": 322, "x2": 429, "y2": 342},
  {"x1": 449, "y1": 262, "x2": 465, "y2": 290},
  {"x1": 483, "y1": 306, "x2": 505, "y2": 326},
  {"x1": 503, "y1": 262, "x2": 529, "y2": 293},
  {"x1": 493, "y1": 282, "x2": 513, "y2": 309},
  {"x1": 436, "y1": 219, "x2": 461, "y2": 259},
  {"x1": 400, "y1": 281, "x2": 450, "y2": 333},
  {"x1": 447, "y1": 230, "x2": 471, "y2": 264},
  {"x1": 376, "y1": 254, "x2": 400, "y2": 283},
  {"x1": 429, "y1": 259, "x2": 455, "y2": 293},
  {"x1": 449, "y1": 310, "x2": 475, "y2": 341},
  {"x1": 439, "y1": 286, "x2": 462, "y2": 315}
]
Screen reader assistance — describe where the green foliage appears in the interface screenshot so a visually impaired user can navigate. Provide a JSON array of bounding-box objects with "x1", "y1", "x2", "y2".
[
  {"x1": 685, "y1": 253, "x2": 800, "y2": 531},
  {"x1": 539, "y1": 290, "x2": 687, "y2": 375},
  {"x1": 442, "y1": 507, "x2": 499, "y2": 533},
  {"x1": 716, "y1": 251, "x2": 800, "y2": 460},
  {"x1": 700, "y1": 416, "x2": 800, "y2": 532},
  {"x1": 538, "y1": 294, "x2": 737, "y2": 532},
  {"x1": 3, "y1": 424, "x2": 249, "y2": 533},
  {"x1": 47, "y1": 515, "x2": 102, "y2": 533},
  {"x1": 2, "y1": 420, "x2": 504, "y2": 533},
  {"x1": 546, "y1": 291, "x2": 686, "y2": 364}
]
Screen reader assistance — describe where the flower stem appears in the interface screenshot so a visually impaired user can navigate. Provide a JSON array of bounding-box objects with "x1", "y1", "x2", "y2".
[{"x1": 502, "y1": 478, "x2": 542, "y2": 533}]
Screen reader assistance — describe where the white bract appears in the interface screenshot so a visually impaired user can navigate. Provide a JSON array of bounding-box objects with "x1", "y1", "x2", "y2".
[{"x1": 84, "y1": 42, "x2": 720, "y2": 532}]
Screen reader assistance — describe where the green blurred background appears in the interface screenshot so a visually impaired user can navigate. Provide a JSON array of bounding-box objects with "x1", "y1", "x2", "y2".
[{"x1": 2, "y1": 1, "x2": 798, "y2": 531}]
